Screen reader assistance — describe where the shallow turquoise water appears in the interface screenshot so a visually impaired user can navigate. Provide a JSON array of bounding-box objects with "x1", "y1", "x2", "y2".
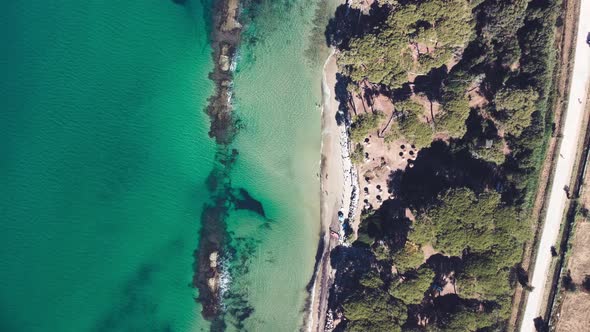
[
  {"x1": 0, "y1": 1, "x2": 215, "y2": 331},
  {"x1": 219, "y1": 0, "x2": 329, "y2": 330}
]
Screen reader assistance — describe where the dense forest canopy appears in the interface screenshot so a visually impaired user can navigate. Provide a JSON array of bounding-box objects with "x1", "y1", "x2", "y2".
[
  {"x1": 339, "y1": 0, "x2": 474, "y2": 89},
  {"x1": 326, "y1": 0, "x2": 562, "y2": 329}
]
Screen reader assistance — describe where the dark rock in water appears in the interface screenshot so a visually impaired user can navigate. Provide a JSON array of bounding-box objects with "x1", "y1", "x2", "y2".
[
  {"x1": 232, "y1": 188, "x2": 265, "y2": 217},
  {"x1": 193, "y1": 204, "x2": 227, "y2": 321},
  {"x1": 171, "y1": 0, "x2": 186, "y2": 5},
  {"x1": 192, "y1": 0, "x2": 247, "y2": 326}
]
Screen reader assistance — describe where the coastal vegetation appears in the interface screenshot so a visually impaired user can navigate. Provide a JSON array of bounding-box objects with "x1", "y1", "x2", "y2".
[
  {"x1": 350, "y1": 111, "x2": 385, "y2": 142},
  {"x1": 325, "y1": 0, "x2": 561, "y2": 329},
  {"x1": 389, "y1": 266, "x2": 435, "y2": 305},
  {"x1": 338, "y1": 0, "x2": 473, "y2": 89},
  {"x1": 342, "y1": 288, "x2": 407, "y2": 331},
  {"x1": 385, "y1": 100, "x2": 434, "y2": 148}
]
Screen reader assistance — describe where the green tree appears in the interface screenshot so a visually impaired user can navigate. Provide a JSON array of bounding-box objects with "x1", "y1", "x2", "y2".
[
  {"x1": 392, "y1": 241, "x2": 424, "y2": 274},
  {"x1": 389, "y1": 266, "x2": 434, "y2": 304},
  {"x1": 339, "y1": 0, "x2": 474, "y2": 89},
  {"x1": 438, "y1": 308, "x2": 496, "y2": 331},
  {"x1": 493, "y1": 87, "x2": 539, "y2": 137},
  {"x1": 385, "y1": 100, "x2": 435, "y2": 148},
  {"x1": 410, "y1": 188, "x2": 524, "y2": 258},
  {"x1": 346, "y1": 319, "x2": 402, "y2": 332},
  {"x1": 436, "y1": 70, "x2": 476, "y2": 138},
  {"x1": 350, "y1": 112, "x2": 384, "y2": 142},
  {"x1": 359, "y1": 270, "x2": 385, "y2": 289},
  {"x1": 342, "y1": 289, "x2": 407, "y2": 330},
  {"x1": 470, "y1": 138, "x2": 506, "y2": 165},
  {"x1": 457, "y1": 255, "x2": 512, "y2": 300}
]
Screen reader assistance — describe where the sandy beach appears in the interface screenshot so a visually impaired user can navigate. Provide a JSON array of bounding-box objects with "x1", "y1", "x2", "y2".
[{"x1": 307, "y1": 50, "x2": 356, "y2": 331}]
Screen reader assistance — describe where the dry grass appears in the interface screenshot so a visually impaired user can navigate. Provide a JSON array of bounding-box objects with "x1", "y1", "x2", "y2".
[{"x1": 554, "y1": 223, "x2": 590, "y2": 331}]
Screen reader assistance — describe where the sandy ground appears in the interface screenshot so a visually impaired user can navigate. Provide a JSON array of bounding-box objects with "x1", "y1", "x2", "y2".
[
  {"x1": 520, "y1": 1, "x2": 590, "y2": 329},
  {"x1": 356, "y1": 131, "x2": 415, "y2": 214},
  {"x1": 307, "y1": 52, "x2": 352, "y2": 332},
  {"x1": 554, "y1": 222, "x2": 590, "y2": 331},
  {"x1": 555, "y1": 290, "x2": 590, "y2": 331},
  {"x1": 554, "y1": 154, "x2": 590, "y2": 331}
]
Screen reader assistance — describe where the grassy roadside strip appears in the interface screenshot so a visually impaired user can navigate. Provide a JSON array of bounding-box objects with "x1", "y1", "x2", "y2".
[
  {"x1": 509, "y1": 0, "x2": 581, "y2": 329},
  {"x1": 546, "y1": 96, "x2": 590, "y2": 328}
]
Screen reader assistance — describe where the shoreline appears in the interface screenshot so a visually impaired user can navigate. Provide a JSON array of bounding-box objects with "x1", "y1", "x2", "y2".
[{"x1": 306, "y1": 49, "x2": 358, "y2": 332}]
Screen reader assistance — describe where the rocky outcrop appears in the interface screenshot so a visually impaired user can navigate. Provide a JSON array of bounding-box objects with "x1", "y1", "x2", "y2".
[{"x1": 204, "y1": 0, "x2": 242, "y2": 145}]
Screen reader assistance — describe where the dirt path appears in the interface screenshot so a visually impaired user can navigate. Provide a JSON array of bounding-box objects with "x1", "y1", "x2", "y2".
[{"x1": 519, "y1": 1, "x2": 590, "y2": 330}]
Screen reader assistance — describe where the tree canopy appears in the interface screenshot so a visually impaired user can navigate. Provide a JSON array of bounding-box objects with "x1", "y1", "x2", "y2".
[
  {"x1": 389, "y1": 265, "x2": 434, "y2": 304},
  {"x1": 342, "y1": 288, "x2": 407, "y2": 331},
  {"x1": 339, "y1": 0, "x2": 474, "y2": 89},
  {"x1": 327, "y1": 0, "x2": 560, "y2": 327},
  {"x1": 410, "y1": 188, "x2": 525, "y2": 257},
  {"x1": 350, "y1": 111, "x2": 384, "y2": 142},
  {"x1": 493, "y1": 87, "x2": 539, "y2": 137}
]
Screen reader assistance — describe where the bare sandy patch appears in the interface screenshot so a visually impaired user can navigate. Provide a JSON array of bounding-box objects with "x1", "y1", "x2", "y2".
[
  {"x1": 358, "y1": 136, "x2": 417, "y2": 211},
  {"x1": 555, "y1": 291, "x2": 590, "y2": 331},
  {"x1": 554, "y1": 223, "x2": 590, "y2": 331},
  {"x1": 467, "y1": 84, "x2": 488, "y2": 110}
]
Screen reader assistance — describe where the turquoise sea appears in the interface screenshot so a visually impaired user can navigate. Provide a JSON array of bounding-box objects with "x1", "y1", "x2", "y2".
[
  {"x1": 1, "y1": 1, "x2": 215, "y2": 331},
  {"x1": 1, "y1": 0, "x2": 332, "y2": 331}
]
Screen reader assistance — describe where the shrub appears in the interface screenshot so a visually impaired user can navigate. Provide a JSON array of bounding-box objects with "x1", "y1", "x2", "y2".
[{"x1": 350, "y1": 143, "x2": 365, "y2": 164}]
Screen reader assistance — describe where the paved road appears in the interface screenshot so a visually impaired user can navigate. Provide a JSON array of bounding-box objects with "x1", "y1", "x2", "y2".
[{"x1": 520, "y1": 2, "x2": 590, "y2": 331}]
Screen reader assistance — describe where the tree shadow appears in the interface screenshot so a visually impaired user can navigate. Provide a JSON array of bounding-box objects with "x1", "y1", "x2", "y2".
[
  {"x1": 391, "y1": 140, "x2": 502, "y2": 210},
  {"x1": 388, "y1": 83, "x2": 414, "y2": 102},
  {"x1": 358, "y1": 199, "x2": 411, "y2": 252},
  {"x1": 513, "y1": 263, "x2": 532, "y2": 289},
  {"x1": 412, "y1": 66, "x2": 448, "y2": 101},
  {"x1": 334, "y1": 73, "x2": 352, "y2": 126},
  {"x1": 325, "y1": 2, "x2": 390, "y2": 48},
  {"x1": 426, "y1": 254, "x2": 463, "y2": 276},
  {"x1": 463, "y1": 110, "x2": 500, "y2": 142},
  {"x1": 327, "y1": 245, "x2": 376, "y2": 311},
  {"x1": 533, "y1": 316, "x2": 548, "y2": 332}
]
